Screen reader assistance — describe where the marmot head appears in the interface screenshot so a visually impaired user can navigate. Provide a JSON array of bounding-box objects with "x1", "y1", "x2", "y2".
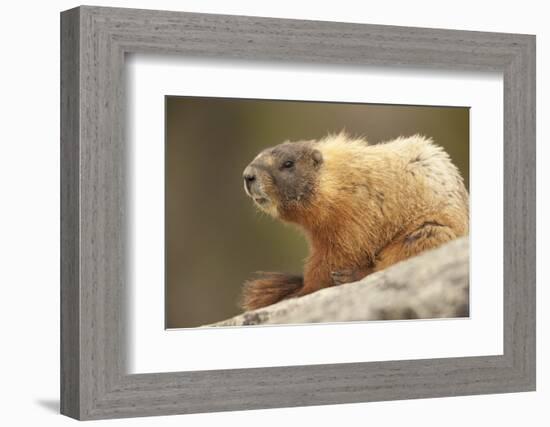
[{"x1": 243, "y1": 140, "x2": 323, "y2": 219}]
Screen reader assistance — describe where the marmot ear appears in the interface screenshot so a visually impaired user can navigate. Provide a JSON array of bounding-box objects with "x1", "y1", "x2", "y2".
[{"x1": 312, "y1": 149, "x2": 323, "y2": 168}]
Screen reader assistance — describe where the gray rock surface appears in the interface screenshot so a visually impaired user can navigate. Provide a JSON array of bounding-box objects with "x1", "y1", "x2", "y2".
[{"x1": 205, "y1": 237, "x2": 469, "y2": 327}]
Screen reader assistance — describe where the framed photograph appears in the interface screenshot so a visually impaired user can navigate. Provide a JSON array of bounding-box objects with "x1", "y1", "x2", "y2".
[{"x1": 60, "y1": 6, "x2": 536, "y2": 420}]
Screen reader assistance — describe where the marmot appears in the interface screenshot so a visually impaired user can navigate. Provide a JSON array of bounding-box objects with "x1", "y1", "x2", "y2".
[{"x1": 241, "y1": 132, "x2": 469, "y2": 311}]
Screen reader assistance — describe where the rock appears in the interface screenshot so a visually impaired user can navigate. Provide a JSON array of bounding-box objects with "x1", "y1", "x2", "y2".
[{"x1": 205, "y1": 237, "x2": 469, "y2": 327}]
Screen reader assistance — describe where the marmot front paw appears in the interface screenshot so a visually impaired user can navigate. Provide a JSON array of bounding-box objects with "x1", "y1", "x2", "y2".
[{"x1": 331, "y1": 269, "x2": 361, "y2": 286}]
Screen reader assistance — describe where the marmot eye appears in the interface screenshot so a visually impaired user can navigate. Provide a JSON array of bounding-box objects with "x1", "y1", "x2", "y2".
[{"x1": 282, "y1": 160, "x2": 294, "y2": 169}]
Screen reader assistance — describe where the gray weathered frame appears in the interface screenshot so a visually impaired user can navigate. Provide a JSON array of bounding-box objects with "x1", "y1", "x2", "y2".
[{"x1": 60, "y1": 5, "x2": 536, "y2": 420}]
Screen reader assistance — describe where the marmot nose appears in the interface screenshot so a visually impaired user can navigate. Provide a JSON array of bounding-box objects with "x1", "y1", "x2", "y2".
[
  {"x1": 244, "y1": 174, "x2": 255, "y2": 183},
  {"x1": 243, "y1": 166, "x2": 256, "y2": 192},
  {"x1": 243, "y1": 166, "x2": 256, "y2": 183}
]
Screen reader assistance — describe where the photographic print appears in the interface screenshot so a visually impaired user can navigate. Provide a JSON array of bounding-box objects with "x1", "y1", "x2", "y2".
[
  {"x1": 165, "y1": 97, "x2": 470, "y2": 328},
  {"x1": 61, "y1": 8, "x2": 535, "y2": 419}
]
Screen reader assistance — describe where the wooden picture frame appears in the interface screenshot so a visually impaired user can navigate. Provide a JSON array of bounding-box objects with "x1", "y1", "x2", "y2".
[{"x1": 60, "y1": 5, "x2": 536, "y2": 420}]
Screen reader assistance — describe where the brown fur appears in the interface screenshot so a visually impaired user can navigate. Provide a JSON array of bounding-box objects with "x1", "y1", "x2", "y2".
[
  {"x1": 240, "y1": 272, "x2": 303, "y2": 311},
  {"x1": 241, "y1": 132, "x2": 469, "y2": 311}
]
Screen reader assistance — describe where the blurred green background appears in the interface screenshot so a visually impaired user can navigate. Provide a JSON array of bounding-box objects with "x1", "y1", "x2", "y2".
[{"x1": 165, "y1": 96, "x2": 469, "y2": 328}]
